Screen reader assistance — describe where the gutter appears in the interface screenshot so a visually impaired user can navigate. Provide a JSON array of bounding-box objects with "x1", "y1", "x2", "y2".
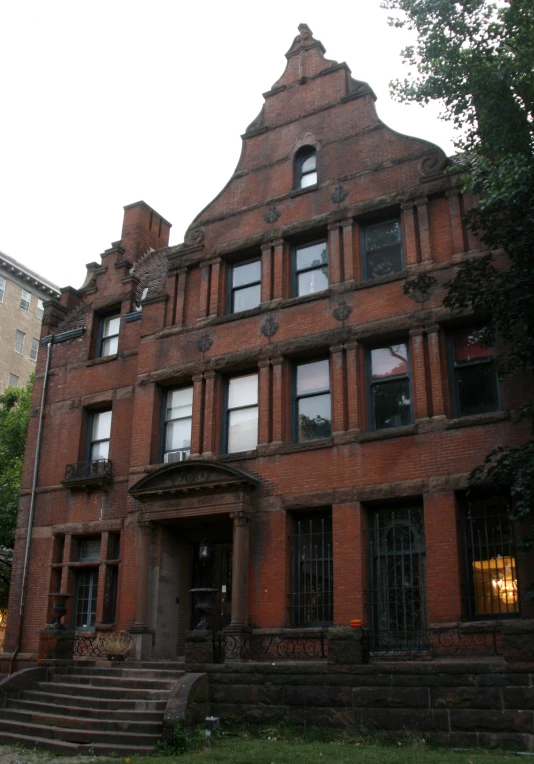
[{"x1": 8, "y1": 327, "x2": 84, "y2": 674}]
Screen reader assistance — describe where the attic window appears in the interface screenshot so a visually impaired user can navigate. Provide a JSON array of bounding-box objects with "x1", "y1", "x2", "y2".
[{"x1": 296, "y1": 147, "x2": 317, "y2": 189}]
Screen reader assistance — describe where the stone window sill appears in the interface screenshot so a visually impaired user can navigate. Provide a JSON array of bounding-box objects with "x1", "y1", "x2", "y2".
[
  {"x1": 445, "y1": 410, "x2": 508, "y2": 430},
  {"x1": 359, "y1": 425, "x2": 417, "y2": 443},
  {"x1": 86, "y1": 354, "x2": 118, "y2": 367}
]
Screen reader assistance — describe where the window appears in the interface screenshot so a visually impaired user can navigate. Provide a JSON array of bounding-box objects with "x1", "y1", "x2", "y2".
[
  {"x1": 295, "y1": 147, "x2": 317, "y2": 189},
  {"x1": 79, "y1": 537, "x2": 101, "y2": 562},
  {"x1": 163, "y1": 387, "x2": 193, "y2": 461},
  {"x1": 294, "y1": 359, "x2": 331, "y2": 442},
  {"x1": 291, "y1": 513, "x2": 333, "y2": 626},
  {"x1": 74, "y1": 570, "x2": 98, "y2": 629},
  {"x1": 362, "y1": 219, "x2": 403, "y2": 280},
  {"x1": 20, "y1": 289, "x2": 31, "y2": 311},
  {"x1": 98, "y1": 314, "x2": 120, "y2": 357},
  {"x1": 0, "y1": 276, "x2": 5, "y2": 302},
  {"x1": 448, "y1": 328, "x2": 500, "y2": 418},
  {"x1": 8, "y1": 374, "x2": 19, "y2": 388},
  {"x1": 228, "y1": 260, "x2": 261, "y2": 314},
  {"x1": 462, "y1": 496, "x2": 519, "y2": 618},
  {"x1": 14, "y1": 330, "x2": 25, "y2": 354},
  {"x1": 89, "y1": 410, "x2": 112, "y2": 461},
  {"x1": 36, "y1": 298, "x2": 44, "y2": 319},
  {"x1": 293, "y1": 241, "x2": 328, "y2": 297},
  {"x1": 368, "y1": 343, "x2": 412, "y2": 430},
  {"x1": 225, "y1": 374, "x2": 258, "y2": 453},
  {"x1": 30, "y1": 338, "x2": 39, "y2": 362}
]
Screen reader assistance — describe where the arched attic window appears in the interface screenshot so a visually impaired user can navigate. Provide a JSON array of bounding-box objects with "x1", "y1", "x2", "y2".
[{"x1": 295, "y1": 147, "x2": 317, "y2": 189}]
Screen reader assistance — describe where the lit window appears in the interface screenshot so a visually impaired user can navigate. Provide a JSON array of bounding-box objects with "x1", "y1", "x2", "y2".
[
  {"x1": 225, "y1": 374, "x2": 258, "y2": 453},
  {"x1": 0, "y1": 277, "x2": 5, "y2": 302},
  {"x1": 293, "y1": 241, "x2": 328, "y2": 297},
  {"x1": 89, "y1": 410, "x2": 112, "y2": 461},
  {"x1": 163, "y1": 387, "x2": 193, "y2": 461},
  {"x1": 296, "y1": 148, "x2": 317, "y2": 189},
  {"x1": 99, "y1": 314, "x2": 120, "y2": 357},
  {"x1": 229, "y1": 260, "x2": 261, "y2": 314},
  {"x1": 368, "y1": 343, "x2": 412, "y2": 430},
  {"x1": 20, "y1": 289, "x2": 31, "y2": 311},
  {"x1": 448, "y1": 328, "x2": 500, "y2": 418},
  {"x1": 294, "y1": 359, "x2": 331, "y2": 442},
  {"x1": 14, "y1": 330, "x2": 25, "y2": 354},
  {"x1": 30, "y1": 338, "x2": 39, "y2": 362},
  {"x1": 363, "y1": 219, "x2": 403, "y2": 280},
  {"x1": 8, "y1": 374, "x2": 19, "y2": 388},
  {"x1": 36, "y1": 298, "x2": 44, "y2": 319}
]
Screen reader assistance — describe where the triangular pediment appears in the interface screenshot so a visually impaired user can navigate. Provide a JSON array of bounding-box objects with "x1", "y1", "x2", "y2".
[{"x1": 129, "y1": 460, "x2": 260, "y2": 501}]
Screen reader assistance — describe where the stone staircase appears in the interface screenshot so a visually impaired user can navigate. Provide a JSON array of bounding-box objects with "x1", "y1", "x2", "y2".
[{"x1": 0, "y1": 660, "x2": 185, "y2": 756}]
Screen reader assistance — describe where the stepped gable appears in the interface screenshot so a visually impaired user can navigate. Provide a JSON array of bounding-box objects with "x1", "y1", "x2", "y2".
[
  {"x1": 55, "y1": 306, "x2": 86, "y2": 333},
  {"x1": 131, "y1": 247, "x2": 168, "y2": 305}
]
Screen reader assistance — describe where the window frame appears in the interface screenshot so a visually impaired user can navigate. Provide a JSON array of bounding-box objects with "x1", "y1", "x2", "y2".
[
  {"x1": 291, "y1": 239, "x2": 329, "y2": 298},
  {"x1": 295, "y1": 147, "x2": 318, "y2": 190},
  {"x1": 30, "y1": 338, "x2": 39, "y2": 362},
  {"x1": 222, "y1": 372, "x2": 259, "y2": 454},
  {"x1": 365, "y1": 341, "x2": 413, "y2": 432},
  {"x1": 8, "y1": 374, "x2": 19, "y2": 388},
  {"x1": 86, "y1": 409, "x2": 112, "y2": 464},
  {"x1": 74, "y1": 568, "x2": 99, "y2": 631},
  {"x1": 226, "y1": 258, "x2": 262, "y2": 315},
  {"x1": 291, "y1": 357, "x2": 332, "y2": 444},
  {"x1": 361, "y1": 218, "x2": 404, "y2": 281},
  {"x1": 20, "y1": 288, "x2": 31, "y2": 312},
  {"x1": 446, "y1": 328, "x2": 501, "y2": 419},
  {"x1": 96, "y1": 312, "x2": 120, "y2": 358},
  {"x1": 0, "y1": 276, "x2": 5, "y2": 303},
  {"x1": 160, "y1": 386, "x2": 193, "y2": 462},
  {"x1": 36, "y1": 298, "x2": 44, "y2": 319},
  {"x1": 14, "y1": 329, "x2": 25, "y2": 355}
]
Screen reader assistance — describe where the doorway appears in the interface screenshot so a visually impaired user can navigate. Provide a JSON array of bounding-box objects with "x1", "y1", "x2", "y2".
[{"x1": 191, "y1": 540, "x2": 233, "y2": 632}]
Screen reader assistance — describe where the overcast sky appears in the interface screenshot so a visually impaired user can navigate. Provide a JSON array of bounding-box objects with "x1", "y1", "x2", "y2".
[{"x1": 0, "y1": 1, "x2": 457, "y2": 292}]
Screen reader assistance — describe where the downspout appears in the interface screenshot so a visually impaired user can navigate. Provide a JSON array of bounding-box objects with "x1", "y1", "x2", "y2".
[{"x1": 9, "y1": 336, "x2": 53, "y2": 674}]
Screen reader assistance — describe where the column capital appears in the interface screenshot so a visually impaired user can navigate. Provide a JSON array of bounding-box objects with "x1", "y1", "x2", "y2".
[
  {"x1": 177, "y1": 266, "x2": 189, "y2": 276},
  {"x1": 192, "y1": 372, "x2": 204, "y2": 383},
  {"x1": 271, "y1": 238, "x2": 285, "y2": 249},
  {"x1": 340, "y1": 218, "x2": 354, "y2": 228},
  {"x1": 344, "y1": 340, "x2": 359, "y2": 351},
  {"x1": 203, "y1": 370, "x2": 217, "y2": 380},
  {"x1": 261, "y1": 242, "x2": 273, "y2": 253},
  {"x1": 270, "y1": 356, "x2": 284, "y2": 367},
  {"x1": 445, "y1": 188, "x2": 460, "y2": 198},
  {"x1": 409, "y1": 326, "x2": 425, "y2": 337},
  {"x1": 425, "y1": 323, "x2": 441, "y2": 334},
  {"x1": 230, "y1": 510, "x2": 252, "y2": 526},
  {"x1": 330, "y1": 344, "x2": 344, "y2": 354},
  {"x1": 209, "y1": 256, "x2": 222, "y2": 266},
  {"x1": 138, "y1": 519, "x2": 152, "y2": 534},
  {"x1": 415, "y1": 196, "x2": 429, "y2": 207},
  {"x1": 328, "y1": 222, "x2": 340, "y2": 232},
  {"x1": 258, "y1": 358, "x2": 271, "y2": 369},
  {"x1": 199, "y1": 260, "x2": 211, "y2": 270},
  {"x1": 401, "y1": 200, "x2": 415, "y2": 211}
]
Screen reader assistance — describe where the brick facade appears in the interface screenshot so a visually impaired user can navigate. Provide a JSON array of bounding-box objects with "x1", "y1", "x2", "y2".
[{"x1": 4, "y1": 25, "x2": 533, "y2": 664}]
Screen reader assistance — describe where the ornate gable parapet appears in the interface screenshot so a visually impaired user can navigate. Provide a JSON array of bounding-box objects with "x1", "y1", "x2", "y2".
[{"x1": 129, "y1": 460, "x2": 261, "y2": 500}]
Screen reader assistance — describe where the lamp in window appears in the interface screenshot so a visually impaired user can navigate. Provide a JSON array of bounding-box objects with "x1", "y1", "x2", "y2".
[
  {"x1": 491, "y1": 557, "x2": 518, "y2": 605},
  {"x1": 199, "y1": 539, "x2": 211, "y2": 565}
]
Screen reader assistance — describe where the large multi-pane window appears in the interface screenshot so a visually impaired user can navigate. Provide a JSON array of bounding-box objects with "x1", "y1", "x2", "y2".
[
  {"x1": 14, "y1": 330, "x2": 25, "y2": 354},
  {"x1": 362, "y1": 219, "x2": 403, "y2": 280},
  {"x1": 462, "y1": 496, "x2": 519, "y2": 618},
  {"x1": 98, "y1": 314, "x2": 120, "y2": 357},
  {"x1": 291, "y1": 514, "x2": 333, "y2": 626},
  {"x1": 229, "y1": 260, "x2": 261, "y2": 314},
  {"x1": 368, "y1": 343, "x2": 412, "y2": 430},
  {"x1": 293, "y1": 241, "x2": 328, "y2": 297},
  {"x1": 295, "y1": 147, "x2": 317, "y2": 189},
  {"x1": 294, "y1": 359, "x2": 331, "y2": 442},
  {"x1": 163, "y1": 387, "x2": 193, "y2": 461},
  {"x1": 20, "y1": 289, "x2": 31, "y2": 311},
  {"x1": 0, "y1": 276, "x2": 5, "y2": 302},
  {"x1": 225, "y1": 374, "x2": 258, "y2": 453},
  {"x1": 74, "y1": 538, "x2": 100, "y2": 631},
  {"x1": 89, "y1": 410, "x2": 112, "y2": 461},
  {"x1": 448, "y1": 328, "x2": 500, "y2": 418}
]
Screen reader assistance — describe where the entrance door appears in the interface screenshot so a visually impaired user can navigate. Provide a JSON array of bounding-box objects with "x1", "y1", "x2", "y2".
[{"x1": 191, "y1": 541, "x2": 232, "y2": 631}]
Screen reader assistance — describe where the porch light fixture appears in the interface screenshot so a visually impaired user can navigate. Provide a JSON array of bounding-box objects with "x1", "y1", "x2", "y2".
[{"x1": 199, "y1": 538, "x2": 211, "y2": 564}]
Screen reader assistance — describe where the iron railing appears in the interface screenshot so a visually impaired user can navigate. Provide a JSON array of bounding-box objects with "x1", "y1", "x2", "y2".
[
  {"x1": 368, "y1": 626, "x2": 502, "y2": 657},
  {"x1": 64, "y1": 459, "x2": 113, "y2": 481},
  {"x1": 213, "y1": 630, "x2": 327, "y2": 662}
]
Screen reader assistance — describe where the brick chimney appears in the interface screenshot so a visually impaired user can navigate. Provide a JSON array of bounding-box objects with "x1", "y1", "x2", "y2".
[{"x1": 120, "y1": 201, "x2": 172, "y2": 262}]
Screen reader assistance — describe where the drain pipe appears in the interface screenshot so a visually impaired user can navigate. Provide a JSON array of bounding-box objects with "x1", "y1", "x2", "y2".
[{"x1": 8, "y1": 336, "x2": 53, "y2": 674}]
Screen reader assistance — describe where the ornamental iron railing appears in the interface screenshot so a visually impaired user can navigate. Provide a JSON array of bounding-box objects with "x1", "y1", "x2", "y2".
[
  {"x1": 368, "y1": 626, "x2": 502, "y2": 657},
  {"x1": 213, "y1": 630, "x2": 327, "y2": 662},
  {"x1": 64, "y1": 459, "x2": 113, "y2": 481}
]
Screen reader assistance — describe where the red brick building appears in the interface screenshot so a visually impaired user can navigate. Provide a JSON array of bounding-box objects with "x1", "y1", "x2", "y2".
[{"x1": 4, "y1": 24, "x2": 532, "y2": 665}]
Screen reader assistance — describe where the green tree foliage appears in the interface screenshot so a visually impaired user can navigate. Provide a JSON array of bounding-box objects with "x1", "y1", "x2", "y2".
[
  {"x1": 0, "y1": 377, "x2": 33, "y2": 607},
  {"x1": 384, "y1": 0, "x2": 534, "y2": 536}
]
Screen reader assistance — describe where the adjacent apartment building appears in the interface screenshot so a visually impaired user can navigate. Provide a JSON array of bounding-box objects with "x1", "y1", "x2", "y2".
[
  {"x1": 0, "y1": 251, "x2": 60, "y2": 393},
  {"x1": 4, "y1": 25, "x2": 532, "y2": 665}
]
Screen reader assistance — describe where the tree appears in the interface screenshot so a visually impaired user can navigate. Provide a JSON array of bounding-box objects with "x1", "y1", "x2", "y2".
[
  {"x1": 0, "y1": 377, "x2": 33, "y2": 608},
  {"x1": 384, "y1": 1, "x2": 534, "y2": 543}
]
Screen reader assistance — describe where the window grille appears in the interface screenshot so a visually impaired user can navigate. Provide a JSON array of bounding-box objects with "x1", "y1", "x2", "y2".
[
  {"x1": 462, "y1": 496, "x2": 519, "y2": 617},
  {"x1": 290, "y1": 515, "x2": 333, "y2": 626}
]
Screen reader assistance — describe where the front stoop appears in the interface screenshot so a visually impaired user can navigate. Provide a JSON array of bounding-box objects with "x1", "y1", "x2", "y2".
[{"x1": 0, "y1": 660, "x2": 185, "y2": 756}]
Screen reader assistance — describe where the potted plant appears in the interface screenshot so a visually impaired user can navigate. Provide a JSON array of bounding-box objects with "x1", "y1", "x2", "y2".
[{"x1": 100, "y1": 630, "x2": 133, "y2": 661}]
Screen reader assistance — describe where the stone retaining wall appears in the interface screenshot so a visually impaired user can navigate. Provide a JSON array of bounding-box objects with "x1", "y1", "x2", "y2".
[{"x1": 208, "y1": 659, "x2": 534, "y2": 751}]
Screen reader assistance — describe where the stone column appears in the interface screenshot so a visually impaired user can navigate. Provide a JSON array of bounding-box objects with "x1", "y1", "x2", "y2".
[
  {"x1": 272, "y1": 238, "x2": 285, "y2": 302},
  {"x1": 132, "y1": 520, "x2": 153, "y2": 659},
  {"x1": 208, "y1": 258, "x2": 222, "y2": 317},
  {"x1": 197, "y1": 261, "x2": 210, "y2": 320},
  {"x1": 446, "y1": 190, "x2": 466, "y2": 256},
  {"x1": 257, "y1": 359, "x2": 271, "y2": 446},
  {"x1": 345, "y1": 341, "x2": 361, "y2": 434},
  {"x1": 328, "y1": 224, "x2": 343, "y2": 285},
  {"x1": 202, "y1": 371, "x2": 217, "y2": 457},
  {"x1": 426, "y1": 324, "x2": 446, "y2": 419},
  {"x1": 190, "y1": 373, "x2": 204, "y2": 457},
  {"x1": 175, "y1": 268, "x2": 188, "y2": 326},
  {"x1": 401, "y1": 202, "x2": 418, "y2": 267},
  {"x1": 330, "y1": 345, "x2": 346, "y2": 438},
  {"x1": 228, "y1": 511, "x2": 251, "y2": 630},
  {"x1": 341, "y1": 219, "x2": 356, "y2": 282},
  {"x1": 409, "y1": 327, "x2": 430, "y2": 422},
  {"x1": 415, "y1": 197, "x2": 433, "y2": 262},
  {"x1": 271, "y1": 357, "x2": 284, "y2": 445},
  {"x1": 260, "y1": 243, "x2": 273, "y2": 304}
]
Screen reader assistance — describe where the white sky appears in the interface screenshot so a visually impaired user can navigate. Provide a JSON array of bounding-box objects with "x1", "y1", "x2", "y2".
[{"x1": 0, "y1": 0, "x2": 457, "y2": 292}]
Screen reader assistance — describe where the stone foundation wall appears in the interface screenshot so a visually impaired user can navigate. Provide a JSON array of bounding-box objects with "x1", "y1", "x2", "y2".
[{"x1": 208, "y1": 659, "x2": 534, "y2": 751}]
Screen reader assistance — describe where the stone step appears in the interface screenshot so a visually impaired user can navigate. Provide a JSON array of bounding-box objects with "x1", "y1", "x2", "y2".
[
  {"x1": 7, "y1": 697, "x2": 165, "y2": 722},
  {"x1": 53, "y1": 673, "x2": 176, "y2": 690},
  {"x1": 0, "y1": 730, "x2": 154, "y2": 757},
  {"x1": 0, "y1": 718, "x2": 160, "y2": 747},
  {"x1": 21, "y1": 689, "x2": 167, "y2": 711},
  {"x1": 127, "y1": 660, "x2": 185, "y2": 670},
  {"x1": 58, "y1": 666, "x2": 183, "y2": 680},
  {"x1": 1, "y1": 706, "x2": 162, "y2": 734},
  {"x1": 34, "y1": 681, "x2": 171, "y2": 700}
]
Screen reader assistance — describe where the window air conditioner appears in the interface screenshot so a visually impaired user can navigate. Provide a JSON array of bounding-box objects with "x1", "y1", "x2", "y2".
[{"x1": 164, "y1": 450, "x2": 189, "y2": 464}]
